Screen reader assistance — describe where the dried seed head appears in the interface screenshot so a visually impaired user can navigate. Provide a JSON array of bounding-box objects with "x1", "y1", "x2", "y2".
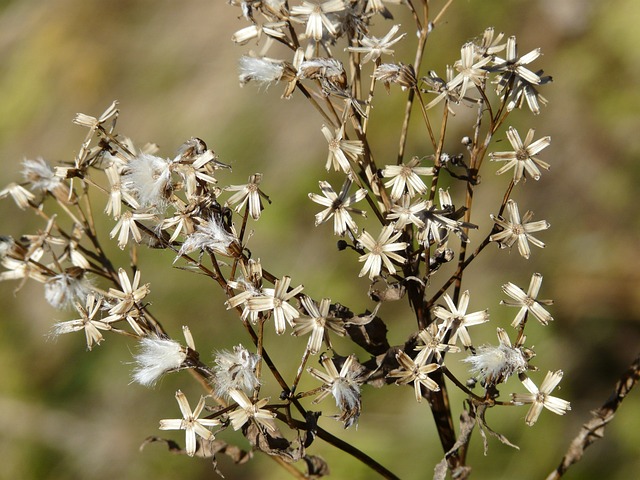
[
  {"x1": 131, "y1": 336, "x2": 187, "y2": 387},
  {"x1": 213, "y1": 344, "x2": 261, "y2": 399},
  {"x1": 44, "y1": 267, "x2": 92, "y2": 310},
  {"x1": 299, "y1": 58, "x2": 347, "y2": 89},
  {"x1": 463, "y1": 328, "x2": 529, "y2": 385},
  {"x1": 374, "y1": 63, "x2": 417, "y2": 90},
  {"x1": 238, "y1": 55, "x2": 284, "y2": 86}
]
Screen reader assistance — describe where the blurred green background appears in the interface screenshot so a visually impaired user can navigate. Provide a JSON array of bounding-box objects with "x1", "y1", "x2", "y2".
[{"x1": 0, "y1": 0, "x2": 638, "y2": 479}]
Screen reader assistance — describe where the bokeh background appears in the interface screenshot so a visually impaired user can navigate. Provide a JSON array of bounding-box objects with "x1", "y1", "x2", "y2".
[{"x1": 0, "y1": 0, "x2": 638, "y2": 479}]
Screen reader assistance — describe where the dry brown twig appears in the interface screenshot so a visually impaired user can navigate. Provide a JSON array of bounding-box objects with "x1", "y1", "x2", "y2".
[{"x1": 546, "y1": 353, "x2": 640, "y2": 480}]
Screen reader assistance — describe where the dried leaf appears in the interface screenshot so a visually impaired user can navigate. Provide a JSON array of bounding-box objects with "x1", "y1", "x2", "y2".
[
  {"x1": 244, "y1": 423, "x2": 304, "y2": 462},
  {"x1": 433, "y1": 409, "x2": 475, "y2": 480},
  {"x1": 303, "y1": 455, "x2": 330, "y2": 478},
  {"x1": 303, "y1": 411, "x2": 321, "y2": 448},
  {"x1": 368, "y1": 280, "x2": 406, "y2": 302},
  {"x1": 476, "y1": 404, "x2": 519, "y2": 452},
  {"x1": 345, "y1": 309, "x2": 390, "y2": 356},
  {"x1": 140, "y1": 436, "x2": 252, "y2": 477}
]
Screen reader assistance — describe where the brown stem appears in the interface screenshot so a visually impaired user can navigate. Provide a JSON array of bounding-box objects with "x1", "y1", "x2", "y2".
[
  {"x1": 426, "y1": 180, "x2": 514, "y2": 309},
  {"x1": 396, "y1": 3, "x2": 431, "y2": 165},
  {"x1": 291, "y1": 347, "x2": 311, "y2": 395},
  {"x1": 427, "y1": 369, "x2": 458, "y2": 465},
  {"x1": 280, "y1": 414, "x2": 400, "y2": 480},
  {"x1": 295, "y1": 83, "x2": 339, "y2": 128}
]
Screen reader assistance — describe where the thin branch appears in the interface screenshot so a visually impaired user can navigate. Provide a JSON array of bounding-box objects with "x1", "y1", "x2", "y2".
[{"x1": 546, "y1": 353, "x2": 640, "y2": 480}]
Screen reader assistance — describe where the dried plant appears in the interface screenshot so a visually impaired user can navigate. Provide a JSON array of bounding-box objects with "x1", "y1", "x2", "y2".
[{"x1": 7, "y1": 1, "x2": 630, "y2": 479}]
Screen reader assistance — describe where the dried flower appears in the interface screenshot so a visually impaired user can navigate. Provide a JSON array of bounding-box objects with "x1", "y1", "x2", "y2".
[
  {"x1": 374, "y1": 62, "x2": 417, "y2": 90},
  {"x1": 159, "y1": 200, "x2": 198, "y2": 243},
  {"x1": 357, "y1": 225, "x2": 407, "y2": 280},
  {"x1": 227, "y1": 260, "x2": 265, "y2": 323},
  {"x1": 309, "y1": 177, "x2": 367, "y2": 235},
  {"x1": 432, "y1": 291, "x2": 489, "y2": 348},
  {"x1": 281, "y1": 48, "x2": 305, "y2": 99},
  {"x1": 422, "y1": 67, "x2": 461, "y2": 110},
  {"x1": 0, "y1": 182, "x2": 35, "y2": 209},
  {"x1": 51, "y1": 293, "x2": 111, "y2": 350},
  {"x1": 473, "y1": 27, "x2": 506, "y2": 57},
  {"x1": 448, "y1": 42, "x2": 492, "y2": 99},
  {"x1": 172, "y1": 142, "x2": 227, "y2": 200},
  {"x1": 512, "y1": 370, "x2": 571, "y2": 426},
  {"x1": 321, "y1": 124, "x2": 363, "y2": 173},
  {"x1": 225, "y1": 173, "x2": 270, "y2": 220},
  {"x1": 56, "y1": 231, "x2": 91, "y2": 270},
  {"x1": 417, "y1": 188, "x2": 472, "y2": 246},
  {"x1": 22, "y1": 157, "x2": 71, "y2": 203},
  {"x1": 508, "y1": 76, "x2": 550, "y2": 115},
  {"x1": 73, "y1": 100, "x2": 118, "y2": 131},
  {"x1": 159, "y1": 390, "x2": 221, "y2": 456},
  {"x1": 109, "y1": 209, "x2": 156, "y2": 250},
  {"x1": 0, "y1": 255, "x2": 44, "y2": 284},
  {"x1": 493, "y1": 35, "x2": 542, "y2": 87},
  {"x1": 72, "y1": 102, "x2": 118, "y2": 169},
  {"x1": 490, "y1": 127, "x2": 551, "y2": 183},
  {"x1": 19, "y1": 215, "x2": 57, "y2": 263},
  {"x1": 387, "y1": 350, "x2": 440, "y2": 402},
  {"x1": 308, "y1": 354, "x2": 362, "y2": 428},
  {"x1": 382, "y1": 156, "x2": 434, "y2": 201},
  {"x1": 347, "y1": 24, "x2": 406, "y2": 64},
  {"x1": 364, "y1": 0, "x2": 401, "y2": 19},
  {"x1": 299, "y1": 58, "x2": 346, "y2": 89},
  {"x1": 414, "y1": 322, "x2": 460, "y2": 365},
  {"x1": 387, "y1": 196, "x2": 427, "y2": 230},
  {"x1": 228, "y1": 389, "x2": 276, "y2": 432},
  {"x1": 493, "y1": 36, "x2": 549, "y2": 114},
  {"x1": 247, "y1": 275, "x2": 304, "y2": 334},
  {"x1": 501, "y1": 272, "x2": 554, "y2": 326},
  {"x1": 104, "y1": 164, "x2": 139, "y2": 218},
  {"x1": 490, "y1": 199, "x2": 549, "y2": 259},
  {"x1": 294, "y1": 296, "x2": 345, "y2": 354},
  {"x1": 106, "y1": 268, "x2": 150, "y2": 335},
  {"x1": 290, "y1": 0, "x2": 345, "y2": 41},
  {"x1": 231, "y1": 22, "x2": 286, "y2": 45}
]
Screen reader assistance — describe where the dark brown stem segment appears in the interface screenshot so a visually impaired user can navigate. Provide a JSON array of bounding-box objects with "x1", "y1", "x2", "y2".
[
  {"x1": 427, "y1": 370, "x2": 458, "y2": 463},
  {"x1": 546, "y1": 353, "x2": 640, "y2": 480},
  {"x1": 314, "y1": 426, "x2": 400, "y2": 480}
]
